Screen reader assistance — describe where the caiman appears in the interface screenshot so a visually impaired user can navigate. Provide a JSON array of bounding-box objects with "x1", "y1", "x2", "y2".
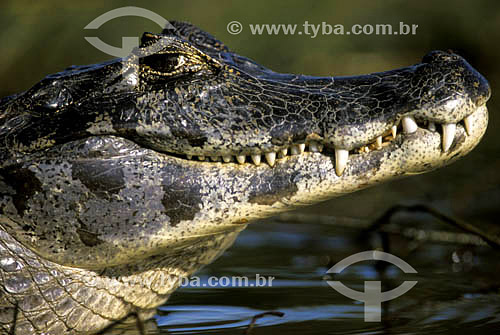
[{"x1": 0, "y1": 21, "x2": 491, "y2": 334}]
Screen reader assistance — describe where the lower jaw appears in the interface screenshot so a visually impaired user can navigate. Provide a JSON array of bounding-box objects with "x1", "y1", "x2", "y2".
[
  {"x1": 121, "y1": 104, "x2": 487, "y2": 224},
  {"x1": 390, "y1": 104, "x2": 488, "y2": 175},
  {"x1": 216, "y1": 104, "x2": 489, "y2": 213}
]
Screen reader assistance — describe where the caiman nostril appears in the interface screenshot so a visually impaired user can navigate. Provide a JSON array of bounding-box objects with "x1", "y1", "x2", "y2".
[
  {"x1": 426, "y1": 50, "x2": 491, "y2": 109},
  {"x1": 470, "y1": 76, "x2": 491, "y2": 107},
  {"x1": 422, "y1": 50, "x2": 458, "y2": 64}
]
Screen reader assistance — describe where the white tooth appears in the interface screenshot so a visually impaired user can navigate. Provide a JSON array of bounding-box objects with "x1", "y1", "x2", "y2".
[
  {"x1": 210, "y1": 156, "x2": 220, "y2": 162},
  {"x1": 309, "y1": 142, "x2": 319, "y2": 152},
  {"x1": 335, "y1": 149, "x2": 349, "y2": 177},
  {"x1": 236, "y1": 155, "x2": 246, "y2": 164},
  {"x1": 198, "y1": 156, "x2": 205, "y2": 161},
  {"x1": 298, "y1": 143, "x2": 305, "y2": 153},
  {"x1": 402, "y1": 116, "x2": 418, "y2": 134},
  {"x1": 428, "y1": 122, "x2": 436, "y2": 132},
  {"x1": 376, "y1": 136, "x2": 382, "y2": 149},
  {"x1": 463, "y1": 115, "x2": 472, "y2": 135},
  {"x1": 222, "y1": 155, "x2": 232, "y2": 163},
  {"x1": 251, "y1": 154, "x2": 261, "y2": 165},
  {"x1": 187, "y1": 155, "x2": 193, "y2": 160},
  {"x1": 281, "y1": 148, "x2": 288, "y2": 156},
  {"x1": 265, "y1": 152, "x2": 276, "y2": 166},
  {"x1": 391, "y1": 125, "x2": 397, "y2": 138},
  {"x1": 442, "y1": 123, "x2": 456, "y2": 152},
  {"x1": 290, "y1": 145, "x2": 300, "y2": 155}
]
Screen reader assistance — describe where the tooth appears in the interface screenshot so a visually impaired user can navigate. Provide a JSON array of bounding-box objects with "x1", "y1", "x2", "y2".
[
  {"x1": 402, "y1": 116, "x2": 418, "y2": 134},
  {"x1": 391, "y1": 125, "x2": 397, "y2": 138},
  {"x1": 309, "y1": 142, "x2": 319, "y2": 152},
  {"x1": 251, "y1": 154, "x2": 261, "y2": 165},
  {"x1": 442, "y1": 123, "x2": 456, "y2": 152},
  {"x1": 335, "y1": 149, "x2": 349, "y2": 177},
  {"x1": 222, "y1": 155, "x2": 232, "y2": 163},
  {"x1": 265, "y1": 152, "x2": 276, "y2": 166},
  {"x1": 463, "y1": 115, "x2": 472, "y2": 135},
  {"x1": 428, "y1": 122, "x2": 436, "y2": 132},
  {"x1": 291, "y1": 144, "x2": 305, "y2": 155},
  {"x1": 198, "y1": 155, "x2": 205, "y2": 161},
  {"x1": 236, "y1": 155, "x2": 246, "y2": 164},
  {"x1": 375, "y1": 136, "x2": 382, "y2": 149},
  {"x1": 187, "y1": 155, "x2": 193, "y2": 159},
  {"x1": 318, "y1": 143, "x2": 324, "y2": 152},
  {"x1": 298, "y1": 143, "x2": 305, "y2": 153},
  {"x1": 210, "y1": 156, "x2": 220, "y2": 162},
  {"x1": 281, "y1": 148, "x2": 288, "y2": 156}
]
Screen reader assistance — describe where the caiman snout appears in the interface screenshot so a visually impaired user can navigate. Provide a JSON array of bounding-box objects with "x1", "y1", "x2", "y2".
[{"x1": 422, "y1": 50, "x2": 491, "y2": 107}]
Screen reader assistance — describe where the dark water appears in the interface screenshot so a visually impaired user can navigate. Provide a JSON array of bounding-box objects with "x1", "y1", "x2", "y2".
[{"x1": 155, "y1": 219, "x2": 500, "y2": 334}]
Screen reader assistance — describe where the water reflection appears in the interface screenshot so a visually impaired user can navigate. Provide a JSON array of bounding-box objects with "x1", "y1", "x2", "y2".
[{"x1": 154, "y1": 220, "x2": 500, "y2": 334}]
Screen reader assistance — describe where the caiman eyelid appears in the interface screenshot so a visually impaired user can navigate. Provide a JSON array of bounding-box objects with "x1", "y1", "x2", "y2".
[
  {"x1": 139, "y1": 52, "x2": 184, "y2": 75},
  {"x1": 139, "y1": 46, "x2": 221, "y2": 77}
]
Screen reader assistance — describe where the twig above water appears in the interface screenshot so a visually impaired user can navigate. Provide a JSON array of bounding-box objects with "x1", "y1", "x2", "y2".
[
  {"x1": 275, "y1": 205, "x2": 495, "y2": 247},
  {"x1": 244, "y1": 311, "x2": 285, "y2": 334}
]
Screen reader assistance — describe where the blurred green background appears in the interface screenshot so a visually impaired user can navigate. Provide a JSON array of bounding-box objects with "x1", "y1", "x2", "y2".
[{"x1": 0, "y1": 0, "x2": 498, "y2": 249}]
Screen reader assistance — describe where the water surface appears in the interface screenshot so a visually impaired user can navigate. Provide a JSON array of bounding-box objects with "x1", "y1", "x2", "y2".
[{"x1": 156, "y1": 219, "x2": 500, "y2": 334}]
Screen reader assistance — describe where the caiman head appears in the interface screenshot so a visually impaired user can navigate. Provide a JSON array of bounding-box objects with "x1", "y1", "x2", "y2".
[{"x1": 0, "y1": 22, "x2": 490, "y2": 270}]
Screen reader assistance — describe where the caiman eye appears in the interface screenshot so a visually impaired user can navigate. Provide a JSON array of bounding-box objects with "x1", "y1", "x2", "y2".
[
  {"x1": 137, "y1": 32, "x2": 220, "y2": 78},
  {"x1": 139, "y1": 52, "x2": 194, "y2": 76}
]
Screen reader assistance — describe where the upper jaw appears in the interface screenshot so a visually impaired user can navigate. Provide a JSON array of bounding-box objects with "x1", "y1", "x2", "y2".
[
  {"x1": 179, "y1": 103, "x2": 488, "y2": 177},
  {"x1": 175, "y1": 51, "x2": 491, "y2": 176},
  {"x1": 144, "y1": 51, "x2": 490, "y2": 171}
]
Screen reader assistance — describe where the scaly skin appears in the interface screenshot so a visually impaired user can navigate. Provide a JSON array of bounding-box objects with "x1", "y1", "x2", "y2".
[{"x1": 0, "y1": 21, "x2": 491, "y2": 334}]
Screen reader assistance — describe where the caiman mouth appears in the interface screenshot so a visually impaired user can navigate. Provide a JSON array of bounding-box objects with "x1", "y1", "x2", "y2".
[{"x1": 171, "y1": 104, "x2": 488, "y2": 177}]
